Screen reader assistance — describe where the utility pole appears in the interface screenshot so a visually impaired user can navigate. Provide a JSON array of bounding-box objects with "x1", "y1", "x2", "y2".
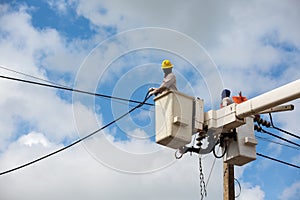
[{"x1": 223, "y1": 163, "x2": 234, "y2": 200}]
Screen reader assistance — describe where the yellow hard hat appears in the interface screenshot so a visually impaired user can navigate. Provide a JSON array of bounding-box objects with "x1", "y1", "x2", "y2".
[{"x1": 161, "y1": 59, "x2": 173, "y2": 69}]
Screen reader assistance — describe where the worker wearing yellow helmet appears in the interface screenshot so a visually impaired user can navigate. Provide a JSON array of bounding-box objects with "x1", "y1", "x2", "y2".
[{"x1": 149, "y1": 59, "x2": 177, "y2": 95}]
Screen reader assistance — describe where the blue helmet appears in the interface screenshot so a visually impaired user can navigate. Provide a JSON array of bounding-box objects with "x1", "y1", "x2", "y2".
[{"x1": 221, "y1": 89, "x2": 231, "y2": 99}]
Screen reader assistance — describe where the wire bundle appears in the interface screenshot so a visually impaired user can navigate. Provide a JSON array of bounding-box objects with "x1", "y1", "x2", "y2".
[{"x1": 254, "y1": 114, "x2": 300, "y2": 169}]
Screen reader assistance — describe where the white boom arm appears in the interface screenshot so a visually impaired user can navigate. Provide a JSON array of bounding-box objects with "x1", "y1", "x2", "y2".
[
  {"x1": 204, "y1": 79, "x2": 300, "y2": 139},
  {"x1": 154, "y1": 79, "x2": 300, "y2": 155},
  {"x1": 212, "y1": 79, "x2": 300, "y2": 166},
  {"x1": 236, "y1": 79, "x2": 300, "y2": 118}
]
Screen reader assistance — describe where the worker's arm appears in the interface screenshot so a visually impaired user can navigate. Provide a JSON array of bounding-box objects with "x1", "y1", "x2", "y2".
[
  {"x1": 149, "y1": 74, "x2": 176, "y2": 95},
  {"x1": 152, "y1": 86, "x2": 167, "y2": 95},
  {"x1": 149, "y1": 87, "x2": 166, "y2": 95}
]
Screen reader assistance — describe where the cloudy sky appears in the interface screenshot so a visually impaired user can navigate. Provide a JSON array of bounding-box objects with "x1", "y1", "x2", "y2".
[{"x1": 0, "y1": 0, "x2": 300, "y2": 200}]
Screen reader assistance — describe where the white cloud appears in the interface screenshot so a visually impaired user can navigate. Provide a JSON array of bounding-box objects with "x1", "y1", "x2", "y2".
[
  {"x1": 292, "y1": 154, "x2": 300, "y2": 165},
  {"x1": 0, "y1": 4, "x2": 96, "y2": 150},
  {"x1": 273, "y1": 100, "x2": 300, "y2": 141},
  {"x1": 47, "y1": 0, "x2": 68, "y2": 14},
  {"x1": 236, "y1": 182, "x2": 265, "y2": 200},
  {"x1": 0, "y1": 77, "x2": 79, "y2": 147},
  {"x1": 235, "y1": 163, "x2": 265, "y2": 200},
  {"x1": 18, "y1": 131, "x2": 50, "y2": 147},
  {"x1": 1, "y1": 1, "x2": 300, "y2": 200},
  {"x1": 75, "y1": 0, "x2": 120, "y2": 27},
  {"x1": 0, "y1": 131, "x2": 224, "y2": 200},
  {"x1": 0, "y1": 3, "x2": 87, "y2": 76},
  {"x1": 73, "y1": 0, "x2": 233, "y2": 48},
  {"x1": 132, "y1": 109, "x2": 152, "y2": 122},
  {"x1": 267, "y1": 142, "x2": 282, "y2": 157},
  {"x1": 280, "y1": 181, "x2": 300, "y2": 200},
  {"x1": 70, "y1": 0, "x2": 300, "y2": 107},
  {"x1": 235, "y1": 164, "x2": 250, "y2": 180}
]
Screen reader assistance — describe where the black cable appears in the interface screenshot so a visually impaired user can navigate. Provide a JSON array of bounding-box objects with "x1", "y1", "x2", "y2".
[
  {"x1": 256, "y1": 153, "x2": 300, "y2": 169},
  {"x1": 213, "y1": 141, "x2": 227, "y2": 159},
  {"x1": 269, "y1": 113, "x2": 300, "y2": 140},
  {"x1": 0, "y1": 92, "x2": 152, "y2": 176},
  {"x1": 206, "y1": 149, "x2": 217, "y2": 187},
  {"x1": 260, "y1": 128, "x2": 300, "y2": 148},
  {"x1": 0, "y1": 75, "x2": 154, "y2": 106},
  {"x1": 255, "y1": 135, "x2": 300, "y2": 151},
  {"x1": 0, "y1": 66, "x2": 154, "y2": 112},
  {"x1": 234, "y1": 178, "x2": 241, "y2": 198},
  {"x1": 0, "y1": 65, "x2": 66, "y2": 87}
]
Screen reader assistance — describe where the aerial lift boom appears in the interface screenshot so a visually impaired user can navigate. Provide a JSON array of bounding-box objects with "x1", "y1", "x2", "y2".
[{"x1": 154, "y1": 79, "x2": 300, "y2": 165}]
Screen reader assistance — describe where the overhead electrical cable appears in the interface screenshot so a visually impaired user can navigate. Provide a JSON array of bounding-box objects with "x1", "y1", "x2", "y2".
[
  {"x1": 256, "y1": 153, "x2": 300, "y2": 169},
  {"x1": 0, "y1": 65, "x2": 66, "y2": 87},
  {"x1": 0, "y1": 74, "x2": 154, "y2": 106},
  {"x1": 260, "y1": 128, "x2": 300, "y2": 148},
  {"x1": 206, "y1": 148, "x2": 218, "y2": 187},
  {"x1": 255, "y1": 135, "x2": 300, "y2": 151},
  {"x1": 0, "y1": 66, "x2": 154, "y2": 112},
  {"x1": 269, "y1": 113, "x2": 300, "y2": 140},
  {"x1": 0, "y1": 92, "x2": 152, "y2": 176},
  {"x1": 234, "y1": 178, "x2": 241, "y2": 198}
]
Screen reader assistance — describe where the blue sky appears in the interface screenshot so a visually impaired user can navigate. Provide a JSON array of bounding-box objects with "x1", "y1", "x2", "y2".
[{"x1": 0, "y1": 1, "x2": 300, "y2": 200}]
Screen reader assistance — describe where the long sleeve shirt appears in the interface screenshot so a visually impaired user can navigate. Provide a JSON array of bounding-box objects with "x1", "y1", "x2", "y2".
[{"x1": 159, "y1": 73, "x2": 177, "y2": 92}]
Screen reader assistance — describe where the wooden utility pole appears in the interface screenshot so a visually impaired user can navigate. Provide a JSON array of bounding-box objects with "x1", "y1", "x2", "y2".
[{"x1": 223, "y1": 163, "x2": 234, "y2": 200}]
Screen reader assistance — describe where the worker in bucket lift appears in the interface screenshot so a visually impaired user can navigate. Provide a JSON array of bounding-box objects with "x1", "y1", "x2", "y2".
[
  {"x1": 221, "y1": 89, "x2": 232, "y2": 108},
  {"x1": 149, "y1": 59, "x2": 177, "y2": 96}
]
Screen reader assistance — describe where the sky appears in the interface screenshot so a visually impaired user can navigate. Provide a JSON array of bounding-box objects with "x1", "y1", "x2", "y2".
[{"x1": 0, "y1": 0, "x2": 300, "y2": 200}]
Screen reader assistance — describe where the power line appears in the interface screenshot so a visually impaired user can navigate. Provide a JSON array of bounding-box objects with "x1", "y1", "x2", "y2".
[
  {"x1": 256, "y1": 153, "x2": 300, "y2": 169},
  {"x1": 260, "y1": 128, "x2": 300, "y2": 148},
  {"x1": 0, "y1": 74, "x2": 154, "y2": 106},
  {"x1": 0, "y1": 92, "x2": 152, "y2": 176},
  {"x1": 234, "y1": 178, "x2": 241, "y2": 198},
  {"x1": 206, "y1": 149, "x2": 217, "y2": 187},
  {"x1": 0, "y1": 66, "x2": 154, "y2": 112},
  {"x1": 0, "y1": 65, "x2": 66, "y2": 87},
  {"x1": 255, "y1": 135, "x2": 300, "y2": 151},
  {"x1": 269, "y1": 113, "x2": 300, "y2": 140}
]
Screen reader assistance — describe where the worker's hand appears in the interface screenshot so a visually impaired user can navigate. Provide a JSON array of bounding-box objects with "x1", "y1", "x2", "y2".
[
  {"x1": 149, "y1": 90, "x2": 155, "y2": 95},
  {"x1": 149, "y1": 88, "x2": 158, "y2": 96},
  {"x1": 148, "y1": 87, "x2": 155, "y2": 92}
]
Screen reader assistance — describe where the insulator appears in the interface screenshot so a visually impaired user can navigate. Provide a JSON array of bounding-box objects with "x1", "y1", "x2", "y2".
[
  {"x1": 254, "y1": 115, "x2": 260, "y2": 122},
  {"x1": 262, "y1": 120, "x2": 268, "y2": 126},
  {"x1": 195, "y1": 131, "x2": 207, "y2": 147},
  {"x1": 196, "y1": 132, "x2": 207, "y2": 141},
  {"x1": 258, "y1": 118, "x2": 263, "y2": 124},
  {"x1": 196, "y1": 136, "x2": 205, "y2": 147},
  {"x1": 257, "y1": 125, "x2": 262, "y2": 132},
  {"x1": 254, "y1": 124, "x2": 262, "y2": 132},
  {"x1": 196, "y1": 141, "x2": 202, "y2": 147},
  {"x1": 266, "y1": 121, "x2": 271, "y2": 128}
]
